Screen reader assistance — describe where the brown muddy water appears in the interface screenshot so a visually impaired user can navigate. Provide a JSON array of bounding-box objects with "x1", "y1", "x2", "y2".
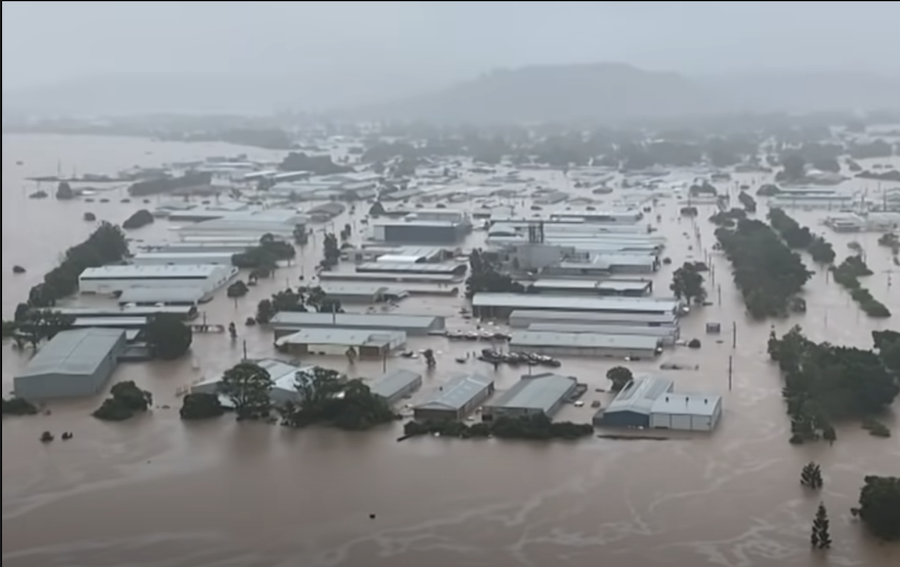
[{"x1": 3, "y1": 134, "x2": 899, "y2": 567}]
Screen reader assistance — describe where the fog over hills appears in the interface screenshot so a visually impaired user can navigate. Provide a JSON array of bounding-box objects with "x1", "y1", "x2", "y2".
[{"x1": 4, "y1": 64, "x2": 899, "y2": 124}]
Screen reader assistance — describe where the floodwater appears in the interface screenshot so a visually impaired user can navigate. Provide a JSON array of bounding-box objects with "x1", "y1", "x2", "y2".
[{"x1": 2, "y1": 134, "x2": 899, "y2": 567}]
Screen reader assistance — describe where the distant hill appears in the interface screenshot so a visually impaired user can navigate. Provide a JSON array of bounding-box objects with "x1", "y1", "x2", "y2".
[
  {"x1": 351, "y1": 63, "x2": 728, "y2": 124},
  {"x1": 3, "y1": 64, "x2": 899, "y2": 123}
]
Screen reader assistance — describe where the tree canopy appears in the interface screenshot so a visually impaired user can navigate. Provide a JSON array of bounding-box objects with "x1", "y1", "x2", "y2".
[
  {"x1": 465, "y1": 249, "x2": 522, "y2": 299},
  {"x1": 404, "y1": 414, "x2": 593, "y2": 441},
  {"x1": 93, "y1": 381, "x2": 152, "y2": 421},
  {"x1": 279, "y1": 367, "x2": 396, "y2": 430},
  {"x1": 670, "y1": 261, "x2": 708, "y2": 305},
  {"x1": 179, "y1": 392, "x2": 225, "y2": 420},
  {"x1": 606, "y1": 366, "x2": 634, "y2": 392},
  {"x1": 767, "y1": 326, "x2": 899, "y2": 444},
  {"x1": 851, "y1": 476, "x2": 900, "y2": 541},
  {"x1": 715, "y1": 219, "x2": 811, "y2": 318},
  {"x1": 831, "y1": 256, "x2": 891, "y2": 318},
  {"x1": 232, "y1": 234, "x2": 296, "y2": 271},
  {"x1": 767, "y1": 208, "x2": 836, "y2": 264},
  {"x1": 144, "y1": 314, "x2": 193, "y2": 360},
  {"x1": 24, "y1": 222, "x2": 128, "y2": 308},
  {"x1": 217, "y1": 361, "x2": 274, "y2": 419}
]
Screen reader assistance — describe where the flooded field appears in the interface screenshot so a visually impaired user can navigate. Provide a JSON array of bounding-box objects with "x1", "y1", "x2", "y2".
[{"x1": 2, "y1": 134, "x2": 899, "y2": 567}]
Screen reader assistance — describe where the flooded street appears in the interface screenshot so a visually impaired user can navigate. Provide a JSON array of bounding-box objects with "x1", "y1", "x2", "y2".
[{"x1": 3, "y1": 134, "x2": 898, "y2": 567}]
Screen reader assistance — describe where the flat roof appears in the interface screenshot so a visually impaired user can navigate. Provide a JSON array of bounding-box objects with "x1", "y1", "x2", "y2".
[
  {"x1": 509, "y1": 310, "x2": 678, "y2": 325},
  {"x1": 118, "y1": 287, "x2": 208, "y2": 304},
  {"x1": 510, "y1": 331, "x2": 661, "y2": 351},
  {"x1": 531, "y1": 279, "x2": 652, "y2": 291},
  {"x1": 270, "y1": 312, "x2": 442, "y2": 329},
  {"x1": 606, "y1": 376, "x2": 674, "y2": 415},
  {"x1": 71, "y1": 317, "x2": 149, "y2": 327},
  {"x1": 486, "y1": 374, "x2": 577, "y2": 413},
  {"x1": 526, "y1": 323, "x2": 678, "y2": 337},
  {"x1": 275, "y1": 328, "x2": 405, "y2": 347},
  {"x1": 368, "y1": 368, "x2": 422, "y2": 399},
  {"x1": 318, "y1": 283, "x2": 393, "y2": 296},
  {"x1": 16, "y1": 328, "x2": 124, "y2": 378},
  {"x1": 473, "y1": 293, "x2": 679, "y2": 314},
  {"x1": 356, "y1": 262, "x2": 465, "y2": 274},
  {"x1": 373, "y1": 219, "x2": 462, "y2": 228},
  {"x1": 132, "y1": 252, "x2": 235, "y2": 260},
  {"x1": 80, "y1": 264, "x2": 228, "y2": 279},
  {"x1": 651, "y1": 393, "x2": 722, "y2": 417},
  {"x1": 319, "y1": 272, "x2": 459, "y2": 283},
  {"x1": 415, "y1": 373, "x2": 493, "y2": 412}
]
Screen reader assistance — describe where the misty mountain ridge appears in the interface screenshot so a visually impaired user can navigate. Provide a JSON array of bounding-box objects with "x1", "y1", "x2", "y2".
[{"x1": 3, "y1": 63, "x2": 899, "y2": 123}]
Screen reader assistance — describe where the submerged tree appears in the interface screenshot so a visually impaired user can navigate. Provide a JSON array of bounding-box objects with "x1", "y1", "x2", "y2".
[
  {"x1": 670, "y1": 261, "x2": 708, "y2": 305},
  {"x1": 810, "y1": 503, "x2": 832, "y2": 550},
  {"x1": 801, "y1": 462, "x2": 824, "y2": 489},
  {"x1": 850, "y1": 475, "x2": 900, "y2": 541},
  {"x1": 217, "y1": 361, "x2": 274, "y2": 420},
  {"x1": 606, "y1": 366, "x2": 633, "y2": 392},
  {"x1": 423, "y1": 348, "x2": 436, "y2": 369}
]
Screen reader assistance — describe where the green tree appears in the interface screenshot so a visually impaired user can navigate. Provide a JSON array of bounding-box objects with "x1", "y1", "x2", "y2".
[
  {"x1": 179, "y1": 393, "x2": 224, "y2": 420},
  {"x1": 670, "y1": 262, "x2": 708, "y2": 304},
  {"x1": 810, "y1": 502, "x2": 831, "y2": 550},
  {"x1": 800, "y1": 462, "x2": 823, "y2": 489},
  {"x1": 144, "y1": 314, "x2": 193, "y2": 360},
  {"x1": 606, "y1": 366, "x2": 633, "y2": 392},
  {"x1": 280, "y1": 367, "x2": 395, "y2": 430},
  {"x1": 851, "y1": 475, "x2": 900, "y2": 541},
  {"x1": 217, "y1": 362, "x2": 273, "y2": 419}
]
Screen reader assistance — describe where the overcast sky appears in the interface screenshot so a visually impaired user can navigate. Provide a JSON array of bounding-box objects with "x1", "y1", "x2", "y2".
[{"x1": 4, "y1": 1, "x2": 899, "y2": 89}]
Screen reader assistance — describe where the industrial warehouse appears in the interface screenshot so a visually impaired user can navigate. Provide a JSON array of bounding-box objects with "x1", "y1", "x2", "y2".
[
  {"x1": 78, "y1": 264, "x2": 238, "y2": 295},
  {"x1": 482, "y1": 373, "x2": 579, "y2": 420},
  {"x1": 269, "y1": 312, "x2": 445, "y2": 337},
  {"x1": 274, "y1": 328, "x2": 406, "y2": 359},
  {"x1": 367, "y1": 369, "x2": 423, "y2": 405},
  {"x1": 13, "y1": 328, "x2": 127, "y2": 399},
  {"x1": 413, "y1": 373, "x2": 495, "y2": 421},
  {"x1": 593, "y1": 376, "x2": 723, "y2": 432},
  {"x1": 509, "y1": 331, "x2": 662, "y2": 359},
  {"x1": 471, "y1": 293, "x2": 681, "y2": 318}
]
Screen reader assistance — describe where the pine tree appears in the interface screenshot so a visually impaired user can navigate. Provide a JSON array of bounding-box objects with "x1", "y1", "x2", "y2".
[
  {"x1": 811, "y1": 502, "x2": 832, "y2": 550},
  {"x1": 801, "y1": 462, "x2": 823, "y2": 489}
]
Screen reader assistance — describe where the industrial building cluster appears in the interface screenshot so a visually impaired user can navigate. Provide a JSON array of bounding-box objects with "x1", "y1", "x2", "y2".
[{"x1": 12, "y1": 158, "x2": 727, "y2": 435}]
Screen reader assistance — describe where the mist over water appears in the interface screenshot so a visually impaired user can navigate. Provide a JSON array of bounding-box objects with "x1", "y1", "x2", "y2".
[{"x1": 2, "y1": 133, "x2": 898, "y2": 567}]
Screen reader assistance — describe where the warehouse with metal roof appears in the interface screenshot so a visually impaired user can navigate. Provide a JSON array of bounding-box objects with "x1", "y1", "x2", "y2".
[
  {"x1": 482, "y1": 373, "x2": 578, "y2": 421},
  {"x1": 413, "y1": 373, "x2": 495, "y2": 421},
  {"x1": 526, "y1": 323, "x2": 680, "y2": 346},
  {"x1": 317, "y1": 283, "x2": 408, "y2": 303},
  {"x1": 472, "y1": 293, "x2": 680, "y2": 318},
  {"x1": 118, "y1": 287, "x2": 209, "y2": 306},
  {"x1": 508, "y1": 309, "x2": 679, "y2": 328},
  {"x1": 367, "y1": 368, "x2": 423, "y2": 405},
  {"x1": 13, "y1": 328, "x2": 127, "y2": 399},
  {"x1": 509, "y1": 331, "x2": 662, "y2": 359},
  {"x1": 593, "y1": 376, "x2": 675, "y2": 428},
  {"x1": 270, "y1": 312, "x2": 445, "y2": 336},
  {"x1": 355, "y1": 262, "x2": 467, "y2": 275},
  {"x1": 274, "y1": 328, "x2": 406, "y2": 359},
  {"x1": 649, "y1": 393, "x2": 723, "y2": 432}
]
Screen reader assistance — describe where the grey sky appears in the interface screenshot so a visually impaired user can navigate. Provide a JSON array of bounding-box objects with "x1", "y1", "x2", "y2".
[{"x1": 4, "y1": 1, "x2": 898, "y2": 89}]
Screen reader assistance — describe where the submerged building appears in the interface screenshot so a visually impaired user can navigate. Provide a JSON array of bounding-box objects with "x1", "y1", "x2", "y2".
[
  {"x1": 367, "y1": 368, "x2": 423, "y2": 405},
  {"x1": 413, "y1": 373, "x2": 495, "y2": 421},
  {"x1": 13, "y1": 328, "x2": 127, "y2": 399},
  {"x1": 593, "y1": 376, "x2": 723, "y2": 432},
  {"x1": 482, "y1": 373, "x2": 578, "y2": 420}
]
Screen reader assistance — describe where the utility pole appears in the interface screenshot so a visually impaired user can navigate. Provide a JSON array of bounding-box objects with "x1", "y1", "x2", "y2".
[
  {"x1": 732, "y1": 321, "x2": 737, "y2": 349},
  {"x1": 242, "y1": 340, "x2": 248, "y2": 361},
  {"x1": 728, "y1": 355, "x2": 733, "y2": 391},
  {"x1": 717, "y1": 285, "x2": 722, "y2": 307}
]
